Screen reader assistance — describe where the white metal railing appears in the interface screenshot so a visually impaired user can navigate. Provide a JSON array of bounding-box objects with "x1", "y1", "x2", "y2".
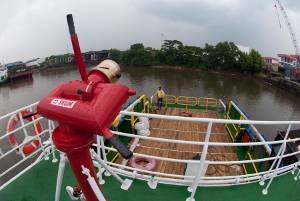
[
  {"x1": 101, "y1": 110, "x2": 300, "y2": 200},
  {"x1": 0, "y1": 102, "x2": 57, "y2": 191},
  {"x1": 1, "y1": 100, "x2": 300, "y2": 201}
]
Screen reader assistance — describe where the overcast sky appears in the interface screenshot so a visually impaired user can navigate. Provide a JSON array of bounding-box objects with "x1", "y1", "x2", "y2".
[{"x1": 0, "y1": 0, "x2": 299, "y2": 63}]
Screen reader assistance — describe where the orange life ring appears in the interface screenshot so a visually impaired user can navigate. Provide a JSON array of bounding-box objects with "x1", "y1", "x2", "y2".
[{"x1": 6, "y1": 109, "x2": 42, "y2": 155}]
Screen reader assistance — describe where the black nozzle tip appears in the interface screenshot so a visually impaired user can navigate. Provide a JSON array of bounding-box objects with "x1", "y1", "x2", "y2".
[{"x1": 66, "y1": 14, "x2": 75, "y2": 35}]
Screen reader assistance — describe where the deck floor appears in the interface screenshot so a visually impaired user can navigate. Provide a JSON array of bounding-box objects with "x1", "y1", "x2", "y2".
[
  {"x1": 120, "y1": 107, "x2": 242, "y2": 177},
  {"x1": 0, "y1": 158, "x2": 298, "y2": 201}
]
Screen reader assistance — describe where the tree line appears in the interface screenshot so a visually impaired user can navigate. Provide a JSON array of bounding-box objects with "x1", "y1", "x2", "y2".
[{"x1": 110, "y1": 40, "x2": 265, "y2": 74}]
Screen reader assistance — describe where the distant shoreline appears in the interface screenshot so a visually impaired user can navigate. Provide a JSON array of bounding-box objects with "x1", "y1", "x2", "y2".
[
  {"x1": 39, "y1": 63, "x2": 259, "y2": 77},
  {"x1": 121, "y1": 64, "x2": 259, "y2": 77}
]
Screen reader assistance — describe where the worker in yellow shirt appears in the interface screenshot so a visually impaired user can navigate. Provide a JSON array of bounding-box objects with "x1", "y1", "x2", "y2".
[{"x1": 156, "y1": 86, "x2": 166, "y2": 110}]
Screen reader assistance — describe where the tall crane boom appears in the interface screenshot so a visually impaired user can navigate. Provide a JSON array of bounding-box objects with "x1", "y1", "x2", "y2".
[{"x1": 274, "y1": 0, "x2": 299, "y2": 56}]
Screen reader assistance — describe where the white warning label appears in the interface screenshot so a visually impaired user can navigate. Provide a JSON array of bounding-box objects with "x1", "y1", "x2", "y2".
[{"x1": 50, "y1": 98, "x2": 76, "y2": 109}]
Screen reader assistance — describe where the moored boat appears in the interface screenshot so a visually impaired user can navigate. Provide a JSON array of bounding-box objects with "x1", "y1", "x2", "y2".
[
  {"x1": 4, "y1": 61, "x2": 32, "y2": 81},
  {"x1": 0, "y1": 66, "x2": 8, "y2": 83}
]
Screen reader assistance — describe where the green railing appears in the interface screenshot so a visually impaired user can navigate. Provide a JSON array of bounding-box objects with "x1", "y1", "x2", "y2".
[{"x1": 164, "y1": 95, "x2": 219, "y2": 111}]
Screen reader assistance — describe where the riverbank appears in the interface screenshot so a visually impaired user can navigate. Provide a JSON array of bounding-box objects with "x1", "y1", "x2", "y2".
[
  {"x1": 123, "y1": 64, "x2": 255, "y2": 77},
  {"x1": 263, "y1": 76, "x2": 300, "y2": 95}
]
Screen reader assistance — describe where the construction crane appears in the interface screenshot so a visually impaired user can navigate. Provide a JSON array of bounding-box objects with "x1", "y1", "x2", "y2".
[{"x1": 273, "y1": 0, "x2": 299, "y2": 56}]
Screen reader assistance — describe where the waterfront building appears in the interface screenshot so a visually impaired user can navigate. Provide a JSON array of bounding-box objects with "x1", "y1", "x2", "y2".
[{"x1": 264, "y1": 57, "x2": 280, "y2": 72}]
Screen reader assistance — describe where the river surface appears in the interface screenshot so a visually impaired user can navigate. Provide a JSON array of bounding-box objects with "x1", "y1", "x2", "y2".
[{"x1": 1, "y1": 65, "x2": 300, "y2": 140}]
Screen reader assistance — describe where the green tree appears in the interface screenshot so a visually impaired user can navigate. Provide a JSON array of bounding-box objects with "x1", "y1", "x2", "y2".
[
  {"x1": 109, "y1": 49, "x2": 122, "y2": 62},
  {"x1": 161, "y1": 40, "x2": 184, "y2": 65},
  {"x1": 107, "y1": 40, "x2": 264, "y2": 74},
  {"x1": 248, "y1": 49, "x2": 264, "y2": 73}
]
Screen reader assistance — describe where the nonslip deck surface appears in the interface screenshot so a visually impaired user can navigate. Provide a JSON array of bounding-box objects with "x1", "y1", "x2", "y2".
[{"x1": 119, "y1": 107, "x2": 242, "y2": 177}]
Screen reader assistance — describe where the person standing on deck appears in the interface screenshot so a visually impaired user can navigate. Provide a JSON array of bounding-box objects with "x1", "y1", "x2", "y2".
[{"x1": 156, "y1": 86, "x2": 166, "y2": 110}]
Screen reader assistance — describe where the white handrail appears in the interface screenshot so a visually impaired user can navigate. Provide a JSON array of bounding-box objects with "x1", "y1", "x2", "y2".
[
  {"x1": 0, "y1": 129, "x2": 49, "y2": 160},
  {"x1": 0, "y1": 146, "x2": 51, "y2": 191},
  {"x1": 0, "y1": 101, "x2": 39, "y2": 120},
  {"x1": 120, "y1": 111, "x2": 300, "y2": 125},
  {"x1": 105, "y1": 161, "x2": 295, "y2": 187},
  {"x1": 112, "y1": 130, "x2": 300, "y2": 147},
  {"x1": 0, "y1": 116, "x2": 44, "y2": 141},
  {"x1": 101, "y1": 142, "x2": 300, "y2": 166}
]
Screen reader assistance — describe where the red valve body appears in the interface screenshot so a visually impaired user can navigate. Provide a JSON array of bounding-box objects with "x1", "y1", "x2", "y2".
[
  {"x1": 38, "y1": 74, "x2": 135, "y2": 201},
  {"x1": 38, "y1": 81, "x2": 132, "y2": 138}
]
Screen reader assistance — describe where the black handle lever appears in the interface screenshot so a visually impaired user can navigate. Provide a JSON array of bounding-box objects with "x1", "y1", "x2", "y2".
[
  {"x1": 67, "y1": 14, "x2": 75, "y2": 35},
  {"x1": 22, "y1": 112, "x2": 37, "y2": 119},
  {"x1": 107, "y1": 135, "x2": 133, "y2": 159}
]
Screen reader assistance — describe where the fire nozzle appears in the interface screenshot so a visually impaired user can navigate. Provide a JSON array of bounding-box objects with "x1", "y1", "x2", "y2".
[{"x1": 37, "y1": 14, "x2": 136, "y2": 201}]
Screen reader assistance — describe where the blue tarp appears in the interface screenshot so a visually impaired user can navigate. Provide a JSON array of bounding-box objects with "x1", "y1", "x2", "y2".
[{"x1": 3, "y1": 61, "x2": 24, "y2": 69}]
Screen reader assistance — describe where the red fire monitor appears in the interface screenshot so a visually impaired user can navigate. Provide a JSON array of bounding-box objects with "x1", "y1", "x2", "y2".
[{"x1": 37, "y1": 14, "x2": 135, "y2": 201}]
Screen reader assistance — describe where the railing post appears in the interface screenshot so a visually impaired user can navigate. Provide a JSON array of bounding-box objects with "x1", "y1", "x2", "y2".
[
  {"x1": 49, "y1": 121, "x2": 58, "y2": 163},
  {"x1": 150, "y1": 96, "x2": 153, "y2": 112},
  {"x1": 165, "y1": 95, "x2": 168, "y2": 107},
  {"x1": 97, "y1": 136, "x2": 105, "y2": 184},
  {"x1": 100, "y1": 136, "x2": 108, "y2": 163},
  {"x1": 186, "y1": 122, "x2": 213, "y2": 201},
  {"x1": 294, "y1": 166, "x2": 300, "y2": 181},
  {"x1": 143, "y1": 95, "x2": 146, "y2": 112},
  {"x1": 32, "y1": 115, "x2": 48, "y2": 160},
  {"x1": 100, "y1": 136, "x2": 111, "y2": 177},
  {"x1": 130, "y1": 108, "x2": 135, "y2": 129},
  {"x1": 55, "y1": 153, "x2": 66, "y2": 201},
  {"x1": 262, "y1": 123, "x2": 292, "y2": 195},
  {"x1": 18, "y1": 112, "x2": 29, "y2": 138}
]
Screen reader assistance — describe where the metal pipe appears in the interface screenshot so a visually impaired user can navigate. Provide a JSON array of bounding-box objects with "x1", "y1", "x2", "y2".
[
  {"x1": 55, "y1": 153, "x2": 66, "y2": 201},
  {"x1": 66, "y1": 14, "x2": 88, "y2": 82},
  {"x1": 187, "y1": 122, "x2": 212, "y2": 201}
]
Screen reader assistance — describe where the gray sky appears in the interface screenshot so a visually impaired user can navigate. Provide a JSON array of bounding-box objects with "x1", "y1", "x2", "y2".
[{"x1": 0, "y1": 0, "x2": 300, "y2": 63}]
